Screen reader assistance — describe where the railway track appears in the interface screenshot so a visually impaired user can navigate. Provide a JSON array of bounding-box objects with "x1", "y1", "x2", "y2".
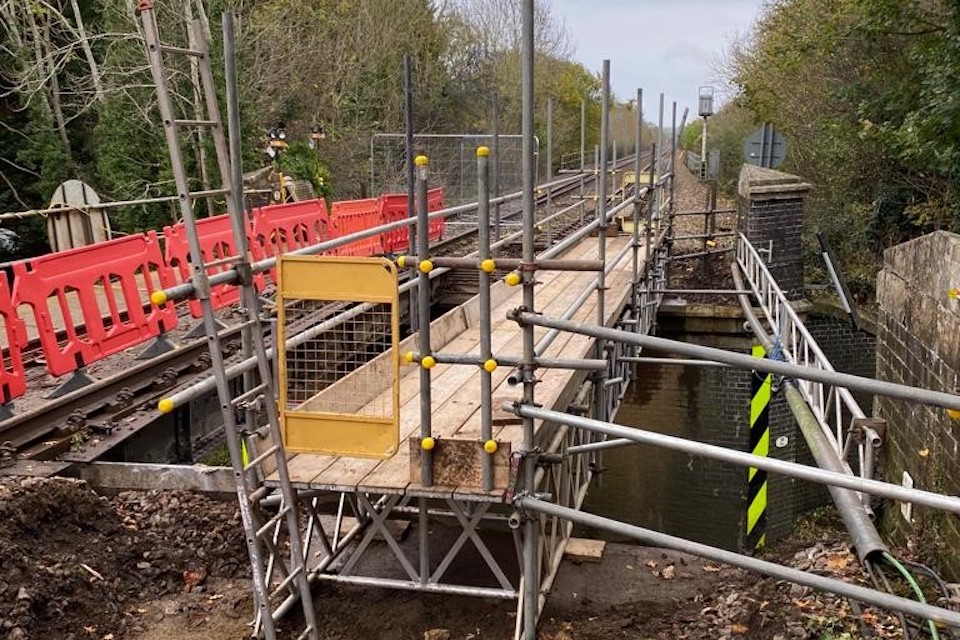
[{"x1": 0, "y1": 155, "x2": 647, "y2": 468}]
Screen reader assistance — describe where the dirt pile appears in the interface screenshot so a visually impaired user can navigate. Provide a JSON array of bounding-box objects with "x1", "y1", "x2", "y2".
[{"x1": 0, "y1": 478, "x2": 246, "y2": 640}]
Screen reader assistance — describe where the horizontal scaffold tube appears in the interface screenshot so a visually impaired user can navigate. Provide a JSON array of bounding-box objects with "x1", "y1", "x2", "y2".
[
  {"x1": 514, "y1": 496, "x2": 960, "y2": 628},
  {"x1": 512, "y1": 312, "x2": 960, "y2": 411},
  {"x1": 505, "y1": 403, "x2": 960, "y2": 516},
  {"x1": 409, "y1": 352, "x2": 607, "y2": 371},
  {"x1": 398, "y1": 256, "x2": 605, "y2": 272}
]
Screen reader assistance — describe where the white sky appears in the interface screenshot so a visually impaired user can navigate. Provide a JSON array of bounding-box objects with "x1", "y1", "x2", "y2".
[{"x1": 550, "y1": 0, "x2": 766, "y2": 122}]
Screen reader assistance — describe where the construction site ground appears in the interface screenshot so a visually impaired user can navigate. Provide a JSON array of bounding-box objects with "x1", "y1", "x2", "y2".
[{"x1": 1, "y1": 476, "x2": 916, "y2": 640}]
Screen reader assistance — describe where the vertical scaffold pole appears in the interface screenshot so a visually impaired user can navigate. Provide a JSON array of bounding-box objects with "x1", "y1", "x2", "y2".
[
  {"x1": 670, "y1": 100, "x2": 678, "y2": 239},
  {"x1": 404, "y1": 53, "x2": 418, "y2": 332},
  {"x1": 579, "y1": 99, "x2": 586, "y2": 224},
  {"x1": 656, "y1": 93, "x2": 665, "y2": 182},
  {"x1": 594, "y1": 60, "x2": 610, "y2": 424},
  {"x1": 477, "y1": 146, "x2": 494, "y2": 491},
  {"x1": 546, "y1": 97, "x2": 553, "y2": 245},
  {"x1": 415, "y1": 153, "x2": 432, "y2": 587},
  {"x1": 492, "y1": 93, "x2": 501, "y2": 256},
  {"x1": 646, "y1": 143, "x2": 655, "y2": 296},
  {"x1": 520, "y1": 1, "x2": 538, "y2": 637},
  {"x1": 631, "y1": 88, "x2": 643, "y2": 319}
]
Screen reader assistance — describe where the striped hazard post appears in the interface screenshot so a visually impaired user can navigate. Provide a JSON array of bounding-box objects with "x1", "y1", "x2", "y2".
[{"x1": 747, "y1": 345, "x2": 772, "y2": 552}]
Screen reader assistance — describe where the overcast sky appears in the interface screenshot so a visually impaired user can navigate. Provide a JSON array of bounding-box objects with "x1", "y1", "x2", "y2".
[{"x1": 550, "y1": 0, "x2": 766, "y2": 122}]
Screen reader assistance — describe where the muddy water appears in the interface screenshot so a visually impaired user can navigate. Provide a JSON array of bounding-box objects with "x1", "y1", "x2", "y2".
[{"x1": 580, "y1": 361, "x2": 746, "y2": 551}]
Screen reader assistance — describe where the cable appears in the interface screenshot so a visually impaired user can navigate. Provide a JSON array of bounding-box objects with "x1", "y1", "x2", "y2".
[
  {"x1": 884, "y1": 551, "x2": 940, "y2": 640},
  {"x1": 871, "y1": 559, "x2": 913, "y2": 639}
]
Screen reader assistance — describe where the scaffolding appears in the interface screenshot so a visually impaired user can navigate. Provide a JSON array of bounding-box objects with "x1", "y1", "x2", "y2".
[{"x1": 141, "y1": 1, "x2": 960, "y2": 638}]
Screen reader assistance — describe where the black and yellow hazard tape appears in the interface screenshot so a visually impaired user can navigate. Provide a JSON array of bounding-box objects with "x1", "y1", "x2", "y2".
[{"x1": 747, "y1": 344, "x2": 771, "y2": 552}]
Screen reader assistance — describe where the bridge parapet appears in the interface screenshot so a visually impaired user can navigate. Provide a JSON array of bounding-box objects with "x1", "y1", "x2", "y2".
[{"x1": 738, "y1": 165, "x2": 810, "y2": 300}]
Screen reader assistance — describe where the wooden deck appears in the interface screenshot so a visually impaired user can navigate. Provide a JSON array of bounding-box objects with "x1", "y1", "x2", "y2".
[{"x1": 267, "y1": 233, "x2": 640, "y2": 501}]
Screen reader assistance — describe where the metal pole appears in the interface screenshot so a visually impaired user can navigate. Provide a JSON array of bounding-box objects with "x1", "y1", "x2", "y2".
[
  {"x1": 415, "y1": 154, "x2": 432, "y2": 588},
  {"x1": 492, "y1": 93, "x2": 501, "y2": 256},
  {"x1": 631, "y1": 88, "x2": 643, "y2": 320},
  {"x1": 579, "y1": 98, "x2": 586, "y2": 225},
  {"x1": 415, "y1": 158, "x2": 432, "y2": 486},
  {"x1": 596, "y1": 58, "x2": 610, "y2": 388},
  {"x1": 656, "y1": 93, "x2": 664, "y2": 179},
  {"x1": 580, "y1": 99, "x2": 585, "y2": 171},
  {"x1": 404, "y1": 54, "x2": 418, "y2": 332},
  {"x1": 509, "y1": 404, "x2": 960, "y2": 515},
  {"x1": 546, "y1": 97, "x2": 553, "y2": 246},
  {"x1": 514, "y1": 312, "x2": 960, "y2": 411},
  {"x1": 520, "y1": 1, "x2": 538, "y2": 636},
  {"x1": 477, "y1": 146, "x2": 494, "y2": 491},
  {"x1": 514, "y1": 496, "x2": 960, "y2": 628},
  {"x1": 224, "y1": 9, "x2": 258, "y2": 474}
]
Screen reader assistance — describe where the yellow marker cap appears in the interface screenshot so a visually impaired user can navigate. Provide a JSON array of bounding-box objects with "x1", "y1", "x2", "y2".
[
  {"x1": 415, "y1": 155, "x2": 429, "y2": 166},
  {"x1": 421, "y1": 436, "x2": 436, "y2": 451},
  {"x1": 150, "y1": 290, "x2": 168, "y2": 306},
  {"x1": 421, "y1": 355, "x2": 436, "y2": 369},
  {"x1": 483, "y1": 439, "x2": 498, "y2": 454},
  {"x1": 950, "y1": 288, "x2": 959, "y2": 299},
  {"x1": 505, "y1": 272, "x2": 521, "y2": 287},
  {"x1": 397, "y1": 255, "x2": 407, "y2": 268},
  {"x1": 480, "y1": 259, "x2": 496, "y2": 273},
  {"x1": 483, "y1": 359, "x2": 498, "y2": 373},
  {"x1": 404, "y1": 351, "x2": 415, "y2": 363},
  {"x1": 157, "y1": 398, "x2": 175, "y2": 414},
  {"x1": 948, "y1": 408, "x2": 960, "y2": 421},
  {"x1": 477, "y1": 146, "x2": 490, "y2": 157},
  {"x1": 419, "y1": 259, "x2": 433, "y2": 274}
]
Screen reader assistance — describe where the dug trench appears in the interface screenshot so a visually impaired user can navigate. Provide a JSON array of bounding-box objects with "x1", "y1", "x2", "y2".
[{"x1": 0, "y1": 477, "x2": 926, "y2": 640}]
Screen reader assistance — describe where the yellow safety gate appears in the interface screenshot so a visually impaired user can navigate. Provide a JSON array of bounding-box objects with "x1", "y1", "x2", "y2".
[{"x1": 277, "y1": 256, "x2": 400, "y2": 458}]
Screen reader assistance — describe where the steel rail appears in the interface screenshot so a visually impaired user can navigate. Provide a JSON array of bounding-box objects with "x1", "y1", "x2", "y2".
[{"x1": 513, "y1": 312, "x2": 960, "y2": 411}]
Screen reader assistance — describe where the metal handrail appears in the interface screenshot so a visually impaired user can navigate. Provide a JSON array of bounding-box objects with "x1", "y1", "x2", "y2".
[{"x1": 735, "y1": 233, "x2": 877, "y2": 480}]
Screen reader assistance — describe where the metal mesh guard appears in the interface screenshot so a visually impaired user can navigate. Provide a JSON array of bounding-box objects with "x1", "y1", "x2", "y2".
[{"x1": 277, "y1": 256, "x2": 400, "y2": 458}]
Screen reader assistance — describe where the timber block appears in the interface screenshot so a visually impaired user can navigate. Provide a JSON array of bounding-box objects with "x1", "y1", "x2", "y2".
[{"x1": 408, "y1": 437, "x2": 511, "y2": 490}]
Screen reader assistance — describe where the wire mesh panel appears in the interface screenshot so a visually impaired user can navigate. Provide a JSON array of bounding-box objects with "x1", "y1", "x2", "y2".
[
  {"x1": 369, "y1": 134, "x2": 534, "y2": 206},
  {"x1": 277, "y1": 256, "x2": 400, "y2": 458}
]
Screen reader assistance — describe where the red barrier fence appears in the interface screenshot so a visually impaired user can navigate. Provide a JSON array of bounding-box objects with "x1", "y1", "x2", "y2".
[
  {"x1": 427, "y1": 188, "x2": 445, "y2": 241},
  {"x1": 329, "y1": 198, "x2": 383, "y2": 256},
  {"x1": 252, "y1": 199, "x2": 329, "y2": 282},
  {"x1": 0, "y1": 272, "x2": 27, "y2": 404},
  {"x1": 163, "y1": 215, "x2": 265, "y2": 317},
  {"x1": 2, "y1": 188, "x2": 445, "y2": 395},
  {"x1": 11, "y1": 232, "x2": 178, "y2": 377},
  {"x1": 379, "y1": 194, "x2": 410, "y2": 254}
]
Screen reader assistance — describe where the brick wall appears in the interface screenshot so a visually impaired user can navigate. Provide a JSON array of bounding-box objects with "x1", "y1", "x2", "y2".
[
  {"x1": 874, "y1": 231, "x2": 960, "y2": 580},
  {"x1": 739, "y1": 165, "x2": 810, "y2": 300}
]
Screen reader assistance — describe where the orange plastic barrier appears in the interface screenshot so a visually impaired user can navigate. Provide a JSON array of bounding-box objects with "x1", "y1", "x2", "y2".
[
  {"x1": 0, "y1": 272, "x2": 27, "y2": 404},
  {"x1": 252, "y1": 199, "x2": 329, "y2": 281},
  {"x1": 378, "y1": 193, "x2": 411, "y2": 254},
  {"x1": 427, "y1": 188, "x2": 445, "y2": 241},
  {"x1": 11, "y1": 232, "x2": 178, "y2": 377},
  {"x1": 163, "y1": 215, "x2": 264, "y2": 317},
  {"x1": 329, "y1": 198, "x2": 383, "y2": 256}
]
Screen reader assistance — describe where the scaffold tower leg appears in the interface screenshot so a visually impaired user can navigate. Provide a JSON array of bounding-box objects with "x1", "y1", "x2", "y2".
[{"x1": 139, "y1": 6, "x2": 318, "y2": 639}]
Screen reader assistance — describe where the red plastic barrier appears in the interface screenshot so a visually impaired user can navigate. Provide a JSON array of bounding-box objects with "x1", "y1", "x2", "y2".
[
  {"x1": 11, "y1": 232, "x2": 178, "y2": 377},
  {"x1": 378, "y1": 193, "x2": 411, "y2": 254},
  {"x1": 0, "y1": 272, "x2": 27, "y2": 404},
  {"x1": 329, "y1": 198, "x2": 383, "y2": 256},
  {"x1": 427, "y1": 188, "x2": 445, "y2": 241},
  {"x1": 163, "y1": 215, "x2": 264, "y2": 317},
  {"x1": 252, "y1": 199, "x2": 329, "y2": 281}
]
